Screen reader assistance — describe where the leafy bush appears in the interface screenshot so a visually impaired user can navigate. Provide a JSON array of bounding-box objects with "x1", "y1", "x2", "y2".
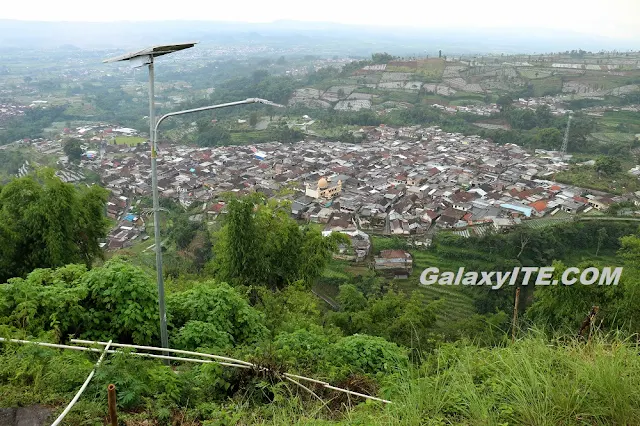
[
  {"x1": 332, "y1": 334, "x2": 408, "y2": 378},
  {"x1": 173, "y1": 320, "x2": 233, "y2": 351},
  {"x1": 182, "y1": 363, "x2": 231, "y2": 406},
  {"x1": 330, "y1": 291, "x2": 440, "y2": 351},
  {"x1": 0, "y1": 266, "x2": 88, "y2": 339},
  {"x1": 252, "y1": 282, "x2": 325, "y2": 334},
  {"x1": 0, "y1": 259, "x2": 158, "y2": 345},
  {"x1": 92, "y1": 351, "x2": 154, "y2": 410},
  {"x1": 271, "y1": 326, "x2": 332, "y2": 372},
  {"x1": 168, "y1": 281, "x2": 267, "y2": 347},
  {"x1": 0, "y1": 340, "x2": 92, "y2": 406},
  {"x1": 80, "y1": 259, "x2": 159, "y2": 344}
]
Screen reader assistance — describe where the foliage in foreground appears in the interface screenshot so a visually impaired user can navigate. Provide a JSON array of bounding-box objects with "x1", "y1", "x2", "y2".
[
  {"x1": 0, "y1": 260, "x2": 159, "y2": 344},
  {"x1": 1, "y1": 333, "x2": 639, "y2": 425},
  {"x1": 2, "y1": 186, "x2": 640, "y2": 423}
]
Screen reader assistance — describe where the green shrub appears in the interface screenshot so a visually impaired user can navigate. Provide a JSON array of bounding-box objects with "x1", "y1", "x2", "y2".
[
  {"x1": 173, "y1": 320, "x2": 233, "y2": 351},
  {"x1": 185, "y1": 363, "x2": 232, "y2": 404},
  {"x1": 0, "y1": 341, "x2": 92, "y2": 406},
  {"x1": 0, "y1": 265, "x2": 88, "y2": 338},
  {"x1": 168, "y1": 281, "x2": 267, "y2": 346},
  {"x1": 0, "y1": 259, "x2": 158, "y2": 345},
  {"x1": 332, "y1": 334, "x2": 408, "y2": 378},
  {"x1": 80, "y1": 259, "x2": 159, "y2": 344},
  {"x1": 92, "y1": 351, "x2": 151, "y2": 410},
  {"x1": 272, "y1": 326, "x2": 332, "y2": 372}
]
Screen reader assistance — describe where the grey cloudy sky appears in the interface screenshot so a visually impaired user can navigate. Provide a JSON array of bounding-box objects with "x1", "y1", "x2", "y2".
[{"x1": 3, "y1": 0, "x2": 639, "y2": 39}]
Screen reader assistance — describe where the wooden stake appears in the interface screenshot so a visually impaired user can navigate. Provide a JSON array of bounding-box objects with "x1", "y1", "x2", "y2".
[
  {"x1": 578, "y1": 306, "x2": 599, "y2": 340},
  {"x1": 107, "y1": 384, "x2": 117, "y2": 426},
  {"x1": 512, "y1": 287, "x2": 520, "y2": 343}
]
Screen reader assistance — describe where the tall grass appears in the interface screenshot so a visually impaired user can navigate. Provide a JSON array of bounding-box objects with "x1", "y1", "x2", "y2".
[
  {"x1": 195, "y1": 331, "x2": 640, "y2": 425},
  {"x1": 358, "y1": 331, "x2": 640, "y2": 425}
]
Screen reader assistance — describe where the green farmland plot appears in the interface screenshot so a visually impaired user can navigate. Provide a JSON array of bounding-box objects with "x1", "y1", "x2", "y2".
[
  {"x1": 114, "y1": 136, "x2": 146, "y2": 146},
  {"x1": 590, "y1": 132, "x2": 637, "y2": 144},
  {"x1": 518, "y1": 68, "x2": 554, "y2": 79},
  {"x1": 597, "y1": 111, "x2": 640, "y2": 133},
  {"x1": 530, "y1": 76, "x2": 563, "y2": 96}
]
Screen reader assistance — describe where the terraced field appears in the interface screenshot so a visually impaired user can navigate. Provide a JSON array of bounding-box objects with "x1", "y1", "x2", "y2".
[
  {"x1": 518, "y1": 68, "x2": 554, "y2": 79},
  {"x1": 406, "y1": 249, "x2": 482, "y2": 323},
  {"x1": 523, "y1": 215, "x2": 574, "y2": 229},
  {"x1": 598, "y1": 111, "x2": 640, "y2": 133},
  {"x1": 530, "y1": 76, "x2": 563, "y2": 96},
  {"x1": 229, "y1": 129, "x2": 276, "y2": 144},
  {"x1": 317, "y1": 242, "x2": 479, "y2": 325},
  {"x1": 386, "y1": 59, "x2": 446, "y2": 81},
  {"x1": 590, "y1": 132, "x2": 637, "y2": 144}
]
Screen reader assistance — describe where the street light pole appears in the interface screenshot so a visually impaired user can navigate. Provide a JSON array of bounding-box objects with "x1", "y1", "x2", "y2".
[
  {"x1": 151, "y1": 98, "x2": 284, "y2": 355},
  {"x1": 105, "y1": 43, "x2": 197, "y2": 361},
  {"x1": 147, "y1": 56, "x2": 170, "y2": 355},
  {"x1": 103, "y1": 42, "x2": 284, "y2": 360}
]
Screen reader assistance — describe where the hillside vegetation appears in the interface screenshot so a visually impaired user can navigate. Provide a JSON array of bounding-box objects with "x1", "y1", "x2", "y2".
[
  {"x1": 2, "y1": 179, "x2": 640, "y2": 423},
  {"x1": 2, "y1": 318, "x2": 640, "y2": 425}
]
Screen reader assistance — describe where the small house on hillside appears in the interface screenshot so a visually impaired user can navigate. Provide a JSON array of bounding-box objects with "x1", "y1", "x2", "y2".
[{"x1": 374, "y1": 249, "x2": 413, "y2": 279}]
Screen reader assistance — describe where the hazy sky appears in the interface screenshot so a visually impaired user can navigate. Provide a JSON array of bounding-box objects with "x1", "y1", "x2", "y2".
[{"x1": 3, "y1": 0, "x2": 639, "y2": 39}]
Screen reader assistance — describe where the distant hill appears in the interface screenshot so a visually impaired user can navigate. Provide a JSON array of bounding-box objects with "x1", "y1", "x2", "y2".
[{"x1": 0, "y1": 19, "x2": 638, "y2": 54}]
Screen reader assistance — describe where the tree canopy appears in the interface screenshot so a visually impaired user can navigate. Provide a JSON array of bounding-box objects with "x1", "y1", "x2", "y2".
[
  {"x1": 0, "y1": 170, "x2": 109, "y2": 282},
  {"x1": 63, "y1": 138, "x2": 83, "y2": 162},
  {"x1": 210, "y1": 194, "x2": 347, "y2": 289},
  {"x1": 195, "y1": 121, "x2": 231, "y2": 147},
  {"x1": 595, "y1": 155, "x2": 622, "y2": 176},
  {"x1": 371, "y1": 52, "x2": 395, "y2": 64},
  {"x1": 0, "y1": 150, "x2": 26, "y2": 183}
]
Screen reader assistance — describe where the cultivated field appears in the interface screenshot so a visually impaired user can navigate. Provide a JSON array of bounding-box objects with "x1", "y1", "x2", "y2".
[{"x1": 114, "y1": 136, "x2": 146, "y2": 146}]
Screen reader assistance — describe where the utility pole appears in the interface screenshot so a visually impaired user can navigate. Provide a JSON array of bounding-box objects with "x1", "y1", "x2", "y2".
[{"x1": 104, "y1": 43, "x2": 197, "y2": 361}]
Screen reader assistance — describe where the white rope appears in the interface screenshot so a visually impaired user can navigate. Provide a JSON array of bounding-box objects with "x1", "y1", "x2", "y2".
[
  {"x1": 0, "y1": 337, "x2": 251, "y2": 369},
  {"x1": 1, "y1": 337, "x2": 392, "y2": 404},
  {"x1": 0, "y1": 337, "x2": 104, "y2": 353},
  {"x1": 72, "y1": 339, "x2": 393, "y2": 404},
  {"x1": 324, "y1": 385, "x2": 392, "y2": 404},
  {"x1": 70, "y1": 338, "x2": 254, "y2": 366},
  {"x1": 50, "y1": 340, "x2": 113, "y2": 426}
]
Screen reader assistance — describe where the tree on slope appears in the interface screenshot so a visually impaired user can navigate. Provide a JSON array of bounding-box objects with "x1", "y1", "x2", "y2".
[
  {"x1": 210, "y1": 194, "x2": 347, "y2": 289},
  {"x1": 0, "y1": 169, "x2": 109, "y2": 281},
  {"x1": 63, "y1": 138, "x2": 83, "y2": 162}
]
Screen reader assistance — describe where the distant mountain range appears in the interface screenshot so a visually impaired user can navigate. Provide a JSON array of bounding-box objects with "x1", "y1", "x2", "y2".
[{"x1": 0, "y1": 19, "x2": 637, "y2": 54}]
